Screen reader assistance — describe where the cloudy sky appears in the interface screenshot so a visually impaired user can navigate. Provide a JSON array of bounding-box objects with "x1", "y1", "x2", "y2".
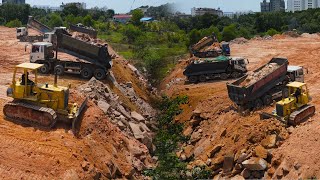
[{"x1": 26, "y1": 0, "x2": 262, "y2": 13}]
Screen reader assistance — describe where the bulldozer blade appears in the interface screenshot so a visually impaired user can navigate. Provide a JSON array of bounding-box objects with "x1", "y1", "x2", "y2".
[
  {"x1": 259, "y1": 112, "x2": 287, "y2": 124},
  {"x1": 72, "y1": 98, "x2": 88, "y2": 135}
]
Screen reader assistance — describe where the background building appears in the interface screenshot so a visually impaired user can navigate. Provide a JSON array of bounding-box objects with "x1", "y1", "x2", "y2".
[
  {"x1": 261, "y1": 0, "x2": 271, "y2": 12},
  {"x1": 223, "y1": 12, "x2": 235, "y2": 19},
  {"x1": 61, "y1": 2, "x2": 86, "y2": 9},
  {"x1": 191, "y1": 7, "x2": 223, "y2": 17},
  {"x1": 261, "y1": 0, "x2": 285, "y2": 12},
  {"x1": 2, "y1": 0, "x2": 25, "y2": 4},
  {"x1": 287, "y1": 0, "x2": 319, "y2": 12}
]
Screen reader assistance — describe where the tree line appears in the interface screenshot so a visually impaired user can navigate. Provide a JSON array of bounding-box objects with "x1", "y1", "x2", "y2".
[{"x1": 2, "y1": 3, "x2": 320, "y2": 82}]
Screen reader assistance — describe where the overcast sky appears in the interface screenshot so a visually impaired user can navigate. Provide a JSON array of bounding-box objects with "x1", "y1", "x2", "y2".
[{"x1": 26, "y1": 0, "x2": 262, "y2": 13}]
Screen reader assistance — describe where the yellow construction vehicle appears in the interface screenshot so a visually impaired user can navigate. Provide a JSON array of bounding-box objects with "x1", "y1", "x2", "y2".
[
  {"x1": 260, "y1": 81, "x2": 315, "y2": 125},
  {"x1": 3, "y1": 63, "x2": 87, "y2": 133}
]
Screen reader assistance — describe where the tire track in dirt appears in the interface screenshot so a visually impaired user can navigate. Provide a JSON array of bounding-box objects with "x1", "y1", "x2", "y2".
[{"x1": 0, "y1": 163, "x2": 48, "y2": 180}]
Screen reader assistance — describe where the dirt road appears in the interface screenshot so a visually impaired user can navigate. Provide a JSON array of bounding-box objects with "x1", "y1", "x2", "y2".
[
  {"x1": 0, "y1": 26, "x2": 152, "y2": 179},
  {"x1": 161, "y1": 34, "x2": 320, "y2": 178}
]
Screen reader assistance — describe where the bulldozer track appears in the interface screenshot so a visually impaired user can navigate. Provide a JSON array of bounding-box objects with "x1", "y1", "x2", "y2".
[
  {"x1": 3, "y1": 101, "x2": 57, "y2": 129},
  {"x1": 0, "y1": 163, "x2": 48, "y2": 180},
  {"x1": 0, "y1": 135, "x2": 62, "y2": 155},
  {"x1": 289, "y1": 104, "x2": 316, "y2": 125}
]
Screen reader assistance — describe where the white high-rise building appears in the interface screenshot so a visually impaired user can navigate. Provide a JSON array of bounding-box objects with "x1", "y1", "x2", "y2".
[{"x1": 287, "y1": 0, "x2": 318, "y2": 12}]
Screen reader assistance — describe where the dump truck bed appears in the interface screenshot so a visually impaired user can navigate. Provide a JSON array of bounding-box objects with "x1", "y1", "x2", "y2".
[
  {"x1": 27, "y1": 16, "x2": 52, "y2": 34},
  {"x1": 184, "y1": 58, "x2": 230, "y2": 76},
  {"x1": 69, "y1": 24, "x2": 98, "y2": 39},
  {"x1": 55, "y1": 30, "x2": 112, "y2": 69},
  {"x1": 227, "y1": 57, "x2": 288, "y2": 106}
]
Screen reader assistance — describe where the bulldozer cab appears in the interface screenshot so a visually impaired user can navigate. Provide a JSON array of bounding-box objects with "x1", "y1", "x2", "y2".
[
  {"x1": 275, "y1": 82, "x2": 309, "y2": 117},
  {"x1": 287, "y1": 82, "x2": 309, "y2": 105},
  {"x1": 9, "y1": 63, "x2": 42, "y2": 100}
]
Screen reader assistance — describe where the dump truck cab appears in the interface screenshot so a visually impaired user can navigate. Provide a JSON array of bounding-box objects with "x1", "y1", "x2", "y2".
[
  {"x1": 30, "y1": 42, "x2": 55, "y2": 62},
  {"x1": 287, "y1": 65, "x2": 304, "y2": 82},
  {"x1": 221, "y1": 42, "x2": 230, "y2": 56},
  {"x1": 16, "y1": 27, "x2": 27, "y2": 38},
  {"x1": 230, "y1": 57, "x2": 248, "y2": 72},
  {"x1": 43, "y1": 32, "x2": 54, "y2": 43}
]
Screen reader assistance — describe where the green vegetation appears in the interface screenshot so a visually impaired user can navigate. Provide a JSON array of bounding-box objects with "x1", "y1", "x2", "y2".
[
  {"x1": 5, "y1": 19, "x2": 22, "y2": 28},
  {"x1": 145, "y1": 96, "x2": 187, "y2": 179}
]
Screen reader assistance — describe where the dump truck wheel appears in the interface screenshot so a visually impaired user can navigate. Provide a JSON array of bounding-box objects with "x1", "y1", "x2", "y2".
[
  {"x1": 220, "y1": 73, "x2": 228, "y2": 80},
  {"x1": 231, "y1": 72, "x2": 240, "y2": 79},
  {"x1": 81, "y1": 67, "x2": 93, "y2": 79},
  {"x1": 254, "y1": 99, "x2": 263, "y2": 109},
  {"x1": 188, "y1": 76, "x2": 198, "y2": 83},
  {"x1": 199, "y1": 75, "x2": 206, "y2": 82},
  {"x1": 262, "y1": 95, "x2": 272, "y2": 105},
  {"x1": 94, "y1": 69, "x2": 106, "y2": 80},
  {"x1": 39, "y1": 63, "x2": 50, "y2": 74},
  {"x1": 54, "y1": 65, "x2": 64, "y2": 75}
]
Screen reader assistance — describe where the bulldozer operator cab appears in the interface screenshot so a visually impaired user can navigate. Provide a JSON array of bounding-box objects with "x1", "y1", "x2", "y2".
[
  {"x1": 276, "y1": 82, "x2": 309, "y2": 117},
  {"x1": 30, "y1": 42, "x2": 54, "y2": 63},
  {"x1": 7, "y1": 63, "x2": 40, "y2": 99}
]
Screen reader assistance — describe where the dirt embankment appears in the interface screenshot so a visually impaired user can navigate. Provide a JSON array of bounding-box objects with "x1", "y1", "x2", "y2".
[
  {"x1": 161, "y1": 33, "x2": 320, "y2": 178},
  {"x1": 0, "y1": 26, "x2": 156, "y2": 179}
]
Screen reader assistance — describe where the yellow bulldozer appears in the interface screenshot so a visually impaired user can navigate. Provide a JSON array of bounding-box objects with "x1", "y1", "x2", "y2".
[
  {"x1": 260, "y1": 82, "x2": 315, "y2": 125},
  {"x1": 3, "y1": 63, "x2": 87, "y2": 133}
]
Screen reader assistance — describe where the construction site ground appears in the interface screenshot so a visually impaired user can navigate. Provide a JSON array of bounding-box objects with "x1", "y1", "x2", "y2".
[
  {"x1": 0, "y1": 26, "x2": 154, "y2": 179},
  {"x1": 161, "y1": 33, "x2": 320, "y2": 178}
]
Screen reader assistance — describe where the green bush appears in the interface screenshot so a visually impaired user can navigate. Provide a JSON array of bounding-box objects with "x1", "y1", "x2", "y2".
[
  {"x1": 144, "y1": 96, "x2": 189, "y2": 179},
  {"x1": 5, "y1": 19, "x2": 22, "y2": 28},
  {"x1": 222, "y1": 24, "x2": 238, "y2": 41},
  {"x1": 266, "y1": 28, "x2": 280, "y2": 36},
  {"x1": 0, "y1": 17, "x2": 6, "y2": 25},
  {"x1": 48, "y1": 13, "x2": 63, "y2": 28}
]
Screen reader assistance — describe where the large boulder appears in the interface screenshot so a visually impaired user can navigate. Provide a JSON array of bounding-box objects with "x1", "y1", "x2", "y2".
[{"x1": 242, "y1": 157, "x2": 268, "y2": 171}]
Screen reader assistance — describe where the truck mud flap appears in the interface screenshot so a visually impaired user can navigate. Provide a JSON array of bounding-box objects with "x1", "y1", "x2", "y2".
[{"x1": 72, "y1": 98, "x2": 88, "y2": 135}]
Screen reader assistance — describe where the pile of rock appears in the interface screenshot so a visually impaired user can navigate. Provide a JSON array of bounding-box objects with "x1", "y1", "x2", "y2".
[
  {"x1": 263, "y1": 35, "x2": 273, "y2": 40},
  {"x1": 240, "y1": 63, "x2": 279, "y2": 87},
  {"x1": 78, "y1": 78, "x2": 157, "y2": 151},
  {"x1": 283, "y1": 31, "x2": 300, "y2": 38},
  {"x1": 230, "y1": 37, "x2": 249, "y2": 44}
]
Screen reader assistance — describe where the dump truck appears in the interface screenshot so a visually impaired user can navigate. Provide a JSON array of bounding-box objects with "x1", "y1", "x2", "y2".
[
  {"x1": 69, "y1": 23, "x2": 98, "y2": 39},
  {"x1": 29, "y1": 29, "x2": 112, "y2": 80},
  {"x1": 183, "y1": 56, "x2": 248, "y2": 83},
  {"x1": 16, "y1": 16, "x2": 53, "y2": 42},
  {"x1": 227, "y1": 57, "x2": 305, "y2": 109},
  {"x1": 190, "y1": 33, "x2": 230, "y2": 58},
  {"x1": 4, "y1": 63, "x2": 87, "y2": 134}
]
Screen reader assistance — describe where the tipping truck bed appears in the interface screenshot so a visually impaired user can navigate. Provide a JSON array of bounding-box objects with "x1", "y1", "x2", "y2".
[
  {"x1": 55, "y1": 30, "x2": 112, "y2": 69},
  {"x1": 27, "y1": 16, "x2": 53, "y2": 34},
  {"x1": 69, "y1": 24, "x2": 98, "y2": 39},
  {"x1": 227, "y1": 57, "x2": 289, "y2": 108}
]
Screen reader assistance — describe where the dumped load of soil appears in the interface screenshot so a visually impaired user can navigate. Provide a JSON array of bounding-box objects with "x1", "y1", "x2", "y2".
[
  {"x1": 199, "y1": 44, "x2": 221, "y2": 52},
  {"x1": 283, "y1": 31, "x2": 300, "y2": 38},
  {"x1": 239, "y1": 63, "x2": 279, "y2": 87},
  {"x1": 230, "y1": 37, "x2": 249, "y2": 44}
]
